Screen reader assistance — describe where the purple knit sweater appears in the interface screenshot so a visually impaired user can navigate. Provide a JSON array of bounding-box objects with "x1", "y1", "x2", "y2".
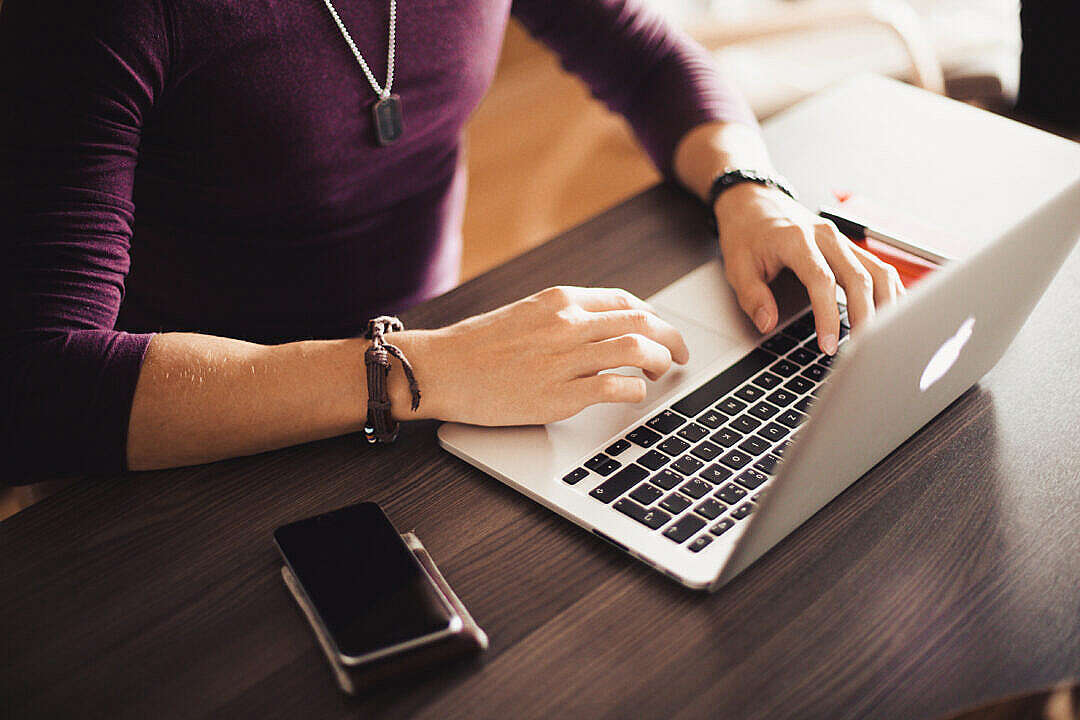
[{"x1": 0, "y1": 0, "x2": 756, "y2": 480}]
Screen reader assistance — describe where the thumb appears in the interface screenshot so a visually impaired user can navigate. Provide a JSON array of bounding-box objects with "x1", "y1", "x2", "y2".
[{"x1": 725, "y1": 253, "x2": 779, "y2": 333}]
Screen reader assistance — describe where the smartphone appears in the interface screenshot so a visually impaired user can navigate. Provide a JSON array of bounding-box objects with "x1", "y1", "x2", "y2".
[{"x1": 274, "y1": 501, "x2": 462, "y2": 666}]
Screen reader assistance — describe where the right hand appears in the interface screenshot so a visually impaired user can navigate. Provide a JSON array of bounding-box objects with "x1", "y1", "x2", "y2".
[
  {"x1": 714, "y1": 183, "x2": 906, "y2": 354},
  {"x1": 388, "y1": 286, "x2": 689, "y2": 426}
]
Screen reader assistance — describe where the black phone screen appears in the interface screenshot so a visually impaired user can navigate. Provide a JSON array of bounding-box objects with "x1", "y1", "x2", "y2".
[{"x1": 274, "y1": 502, "x2": 454, "y2": 659}]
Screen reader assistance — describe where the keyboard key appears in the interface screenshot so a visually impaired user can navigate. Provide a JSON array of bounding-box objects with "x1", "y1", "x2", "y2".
[
  {"x1": 585, "y1": 454, "x2": 621, "y2": 476},
  {"x1": 688, "y1": 535, "x2": 713, "y2": 552},
  {"x1": 761, "y1": 334, "x2": 797, "y2": 354},
  {"x1": 728, "y1": 414, "x2": 762, "y2": 434},
  {"x1": 781, "y1": 313, "x2": 815, "y2": 340},
  {"x1": 752, "y1": 372, "x2": 783, "y2": 390},
  {"x1": 735, "y1": 469, "x2": 768, "y2": 490},
  {"x1": 626, "y1": 426, "x2": 662, "y2": 448},
  {"x1": 589, "y1": 464, "x2": 649, "y2": 503},
  {"x1": 659, "y1": 492, "x2": 692, "y2": 514},
  {"x1": 696, "y1": 410, "x2": 725, "y2": 429},
  {"x1": 605, "y1": 439, "x2": 631, "y2": 456},
  {"x1": 784, "y1": 376, "x2": 814, "y2": 394},
  {"x1": 597, "y1": 459, "x2": 621, "y2": 476},
  {"x1": 788, "y1": 347, "x2": 818, "y2": 365},
  {"x1": 715, "y1": 483, "x2": 747, "y2": 505},
  {"x1": 710, "y1": 518, "x2": 736, "y2": 536},
  {"x1": 758, "y1": 422, "x2": 790, "y2": 442},
  {"x1": 794, "y1": 396, "x2": 814, "y2": 413},
  {"x1": 663, "y1": 513, "x2": 707, "y2": 544},
  {"x1": 734, "y1": 384, "x2": 765, "y2": 402},
  {"x1": 738, "y1": 436, "x2": 770, "y2": 456},
  {"x1": 694, "y1": 498, "x2": 725, "y2": 520},
  {"x1": 680, "y1": 478, "x2": 713, "y2": 499},
  {"x1": 671, "y1": 455, "x2": 705, "y2": 475},
  {"x1": 637, "y1": 450, "x2": 670, "y2": 471},
  {"x1": 690, "y1": 441, "x2": 723, "y2": 462},
  {"x1": 802, "y1": 364, "x2": 828, "y2": 382},
  {"x1": 677, "y1": 423, "x2": 710, "y2": 443},
  {"x1": 584, "y1": 453, "x2": 608, "y2": 471},
  {"x1": 614, "y1": 498, "x2": 671, "y2": 530},
  {"x1": 629, "y1": 482, "x2": 664, "y2": 505},
  {"x1": 646, "y1": 410, "x2": 686, "y2": 435},
  {"x1": 716, "y1": 397, "x2": 747, "y2": 416},
  {"x1": 651, "y1": 469, "x2": 683, "y2": 490},
  {"x1": 719, "y1": 449, "x2": 752, "y2": 470},
  {"x1": 562, "y1": 467, "x2": 589, "y2": 485},
  {"x1": 754, "y1": 454, "x2": 780, "y2": 475},
  {"x1": 770, "y1": 359, "x2": 800, "y2": 377},
  {"x1": 778, "y1": 409, "x2": 808, "y2": 428},
  {"x1": 774, "y1": 440, "x2": 793, "y2": 457},
  {"x1": 658, "y1": 437, "x2": 691, "y2": 456},
  {"x1": 731, "y1": 502, "x2": 754, "y2": 520},
  {"x1": 709, "y1": 428, "x2": 742, "y2": 447},
  {"x1": 766, "y1": 389, "x2": 798, "y2": 407},
  {"x1": 671, "y1": 348, "x2": 774, "y2": 417},
  {"x1": 699, "y1": 463, "x2": 732, "y2": 484},
  {"x1": 780, "y1": 326, "x2": 814, "y2": 345},
  {"x1": 816, "y1": 352, "x2": 834, "y2": 367},
  {"x1": 748, "y1": 401, "x2": 781, "y2": 421}
]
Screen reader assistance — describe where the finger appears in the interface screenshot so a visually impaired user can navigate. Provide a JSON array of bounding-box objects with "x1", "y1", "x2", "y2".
[
  {"x1": 578, "y1": 309, "x2": 689, "y2": 364},
  {"x1": 776, "y1": 229, "x2": 841, "y2": 354},
  {"x1": 850, "y1": 243, "x2": 906, "y2": 306},
  {"x1": 723, "y1": 250, "x2": 780, "y2": 333},
  {"x1": 814, "y1": 223, "x2": 875, "y2": 332},
  {"x1": 575, "y1": 373, "x2": 648, "y2": 406},
  {"x1": 554, "y1": 286, "x2": 657, "y2": 315},
  {"x1": 576, "y1": 333, "x2": 673, "y2": 381}
]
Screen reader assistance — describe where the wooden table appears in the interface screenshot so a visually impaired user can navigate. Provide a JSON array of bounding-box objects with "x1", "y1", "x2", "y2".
[{"x1": 3, "y1": 184, "x2": 1079, "y2": 720}]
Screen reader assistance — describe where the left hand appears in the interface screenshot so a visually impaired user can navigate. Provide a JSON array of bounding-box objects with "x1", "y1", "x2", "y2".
[{"x1": 713, "y1": 182, "x2": 906, "y2": 355}]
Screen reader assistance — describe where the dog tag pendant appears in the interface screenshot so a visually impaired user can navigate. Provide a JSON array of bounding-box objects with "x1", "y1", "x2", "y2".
[{"x1": 372, "y1": 94, "x2": 404, "y2": 146}]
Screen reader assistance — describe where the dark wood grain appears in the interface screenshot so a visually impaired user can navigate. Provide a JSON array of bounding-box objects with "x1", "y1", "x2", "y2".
[{"x1": 3, "y1": 183, "x2": 1079, "y2": 720}]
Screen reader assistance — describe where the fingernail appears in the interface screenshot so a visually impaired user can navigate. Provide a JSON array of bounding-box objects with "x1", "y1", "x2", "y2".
[
  {"x1": 821, "y1": 333, "x2": 838, "y2": 355},
  {"x1": 754, "y1": 307, "x2": 771, "y2": 333}
]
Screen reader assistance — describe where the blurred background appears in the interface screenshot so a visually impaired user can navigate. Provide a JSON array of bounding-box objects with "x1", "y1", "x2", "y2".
[{"x1": 461, "y1": 0, "x2": 1077, "y2": 282}]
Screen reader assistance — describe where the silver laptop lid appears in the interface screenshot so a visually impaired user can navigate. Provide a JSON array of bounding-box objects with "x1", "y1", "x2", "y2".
[{"x1": 715, "y1": 176, "x2": 1080, "y2": 589}]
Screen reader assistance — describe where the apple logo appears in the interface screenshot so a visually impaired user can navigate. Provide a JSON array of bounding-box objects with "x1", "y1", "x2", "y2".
[{"x1": 919, "y1": 316, "x2": 975, "y2": 392}]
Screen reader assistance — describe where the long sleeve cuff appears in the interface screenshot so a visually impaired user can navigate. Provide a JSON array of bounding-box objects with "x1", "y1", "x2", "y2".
[
  {"x1": 3, "y1": 330, "x2": 154, "y2": 483},
  {"x1": 623, "y1": 34, "x2": 760, "y2": 178}
]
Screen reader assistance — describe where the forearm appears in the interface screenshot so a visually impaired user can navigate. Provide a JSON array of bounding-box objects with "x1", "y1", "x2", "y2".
[
  {"x1": 125, "y1": 286, "x2": 697, "y2": 471},
  {"x1": 673, "y1": 121, "x2": 776, "y2": 203},
  {"x1": 125, "y1": 331, "x2": 428, "y2": 471}
]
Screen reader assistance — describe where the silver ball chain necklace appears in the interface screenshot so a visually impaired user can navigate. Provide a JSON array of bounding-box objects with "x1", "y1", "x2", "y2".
[{"x1": 319, "y1": 0, "x2": 403, "y2": 146}]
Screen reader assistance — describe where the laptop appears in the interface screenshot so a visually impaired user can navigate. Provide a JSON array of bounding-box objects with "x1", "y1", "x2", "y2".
[{"x1": 438, "y1": 79, "x2": 1080, "y2": 590}]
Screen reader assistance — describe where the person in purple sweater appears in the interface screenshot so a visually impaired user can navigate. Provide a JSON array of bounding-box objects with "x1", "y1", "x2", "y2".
[{"x1": 0, "y1": 0, "x2": 903, "y2": 479}]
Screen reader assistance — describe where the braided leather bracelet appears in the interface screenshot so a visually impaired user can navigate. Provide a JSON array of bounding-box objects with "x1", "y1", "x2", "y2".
[{"x1": 363, "y1": 316, "x2": 421, "y2": 444}]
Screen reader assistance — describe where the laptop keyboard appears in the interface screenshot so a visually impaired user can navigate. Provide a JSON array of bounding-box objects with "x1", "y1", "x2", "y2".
[{"x1": 563, "y1": 306, "x2": 850, "y2": 554}]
